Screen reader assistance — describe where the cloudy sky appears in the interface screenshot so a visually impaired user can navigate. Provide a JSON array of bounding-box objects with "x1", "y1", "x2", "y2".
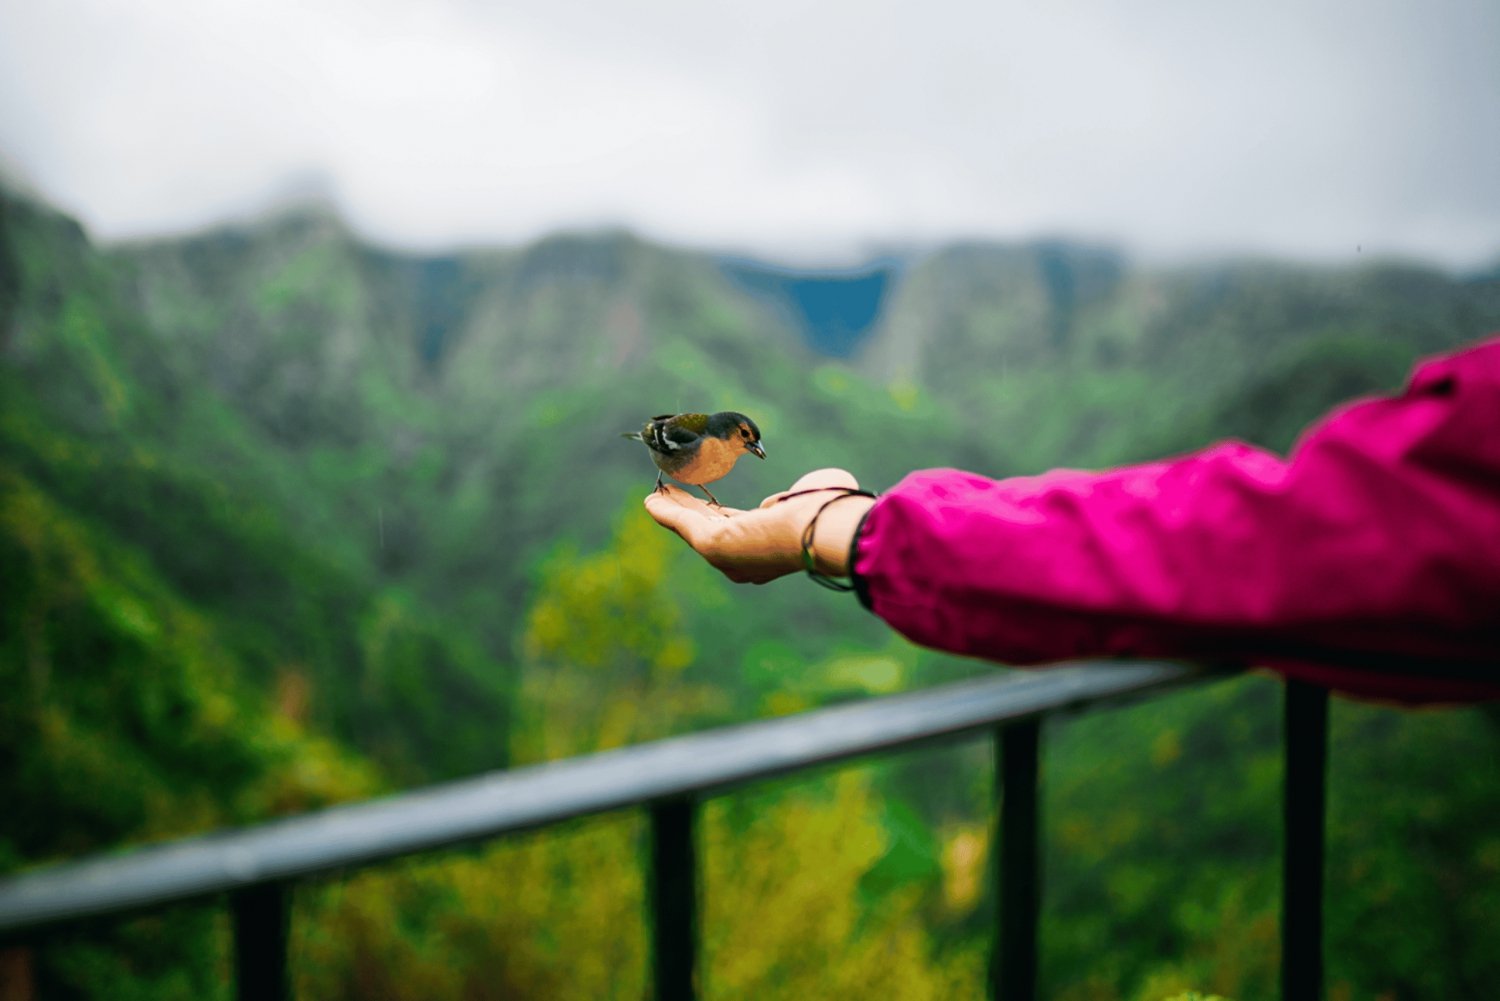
[{"x1": 0, "y1": 0, "x2": 1496, "y2": 265}]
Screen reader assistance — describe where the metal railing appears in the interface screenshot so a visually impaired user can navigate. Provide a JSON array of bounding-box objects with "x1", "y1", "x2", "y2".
[{"x1": 0, "y1": 662, "x2": 1329, "y2": 1000}]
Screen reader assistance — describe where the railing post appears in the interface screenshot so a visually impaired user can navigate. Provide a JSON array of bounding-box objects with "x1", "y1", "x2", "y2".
[
  {"x1": 650, "y1": 798, "x2": 698, "y2": 1001},
  {"x1": 231, "y1": 882, "x2": 290, "y2": 1001},
  {"x1": 993, "y1": 719, "x2": 1041, "y2": 1001},
  {"x1": 0, "y1": 946, "x2": 34, "y2": 1001},
  {"x1": 1282, "y1": 681, "x2": 1328, "y2": 1001}
]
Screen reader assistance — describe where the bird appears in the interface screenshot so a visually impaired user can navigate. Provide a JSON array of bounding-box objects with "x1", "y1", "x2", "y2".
[{"x1": 620, "y1": 411, "x2": 766, "y2": 506}]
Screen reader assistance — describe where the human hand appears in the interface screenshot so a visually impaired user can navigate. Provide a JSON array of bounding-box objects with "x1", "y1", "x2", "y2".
[{"x1": 643, "y1": 468, "x2": 876, "y2": 584}]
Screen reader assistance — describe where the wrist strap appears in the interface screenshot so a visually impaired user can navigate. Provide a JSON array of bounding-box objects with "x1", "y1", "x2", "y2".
[{"x1": 790, "y1": 487, "x2": 877, "y2": 591}]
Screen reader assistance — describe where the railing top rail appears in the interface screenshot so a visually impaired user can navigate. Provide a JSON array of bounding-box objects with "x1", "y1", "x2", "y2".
[{"x1": 0, "y1": 660, "x2": 1220, "y2": 938}]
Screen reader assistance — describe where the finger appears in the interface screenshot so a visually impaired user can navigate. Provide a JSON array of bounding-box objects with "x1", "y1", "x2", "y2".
[
  {"x1": 651, "y1": 483, "x2": 721, "y2": 514},
  {"x1": 759, "y1": 467, "x2": 861, "y2": 508},
  {"x1": 663, "y1": 483, "x2": 746, "y2": 519},
  {"x1": 644, "y1": 489, "x2": 715, "y2": 544}
]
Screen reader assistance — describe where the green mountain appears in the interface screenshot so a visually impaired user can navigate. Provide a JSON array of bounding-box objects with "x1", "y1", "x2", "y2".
[{"x1": 3, "y1": 177, "x2": 1499, "y2": 999}]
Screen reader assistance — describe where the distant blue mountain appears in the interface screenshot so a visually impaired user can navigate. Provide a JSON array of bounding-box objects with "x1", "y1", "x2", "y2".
[{"x1": 721, "y1": 257, "x2": 903, "y2": 357}]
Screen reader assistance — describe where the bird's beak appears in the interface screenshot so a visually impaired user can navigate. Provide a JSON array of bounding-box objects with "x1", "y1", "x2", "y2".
[{"x1": 748, "y1": 441, "x2": 766, "y2": 459}]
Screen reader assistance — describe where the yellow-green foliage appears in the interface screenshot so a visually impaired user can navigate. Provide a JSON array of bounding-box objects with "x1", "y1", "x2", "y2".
[
  {"x1": 703, "y1": 772, "x2": 982, "y2": 1000},
  {"x1": 518, "y1": 502, "x2": 720, "y2": 760},
  {"x1": 295, "y1": 817, "x2": 647, "y2": 1000}
]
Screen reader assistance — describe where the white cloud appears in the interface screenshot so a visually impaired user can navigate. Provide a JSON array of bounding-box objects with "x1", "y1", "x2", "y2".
[{"x1": 0, "y1": 0, "x2": 1496, "y2": 265}]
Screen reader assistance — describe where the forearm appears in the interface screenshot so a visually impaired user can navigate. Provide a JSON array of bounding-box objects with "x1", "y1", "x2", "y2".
[
  {"x1": 806, "y1": 493, "x2": 876, "y2": 577},
  {"x1": 850, "y1": 339, "x2": 1500, "y2": 702}
]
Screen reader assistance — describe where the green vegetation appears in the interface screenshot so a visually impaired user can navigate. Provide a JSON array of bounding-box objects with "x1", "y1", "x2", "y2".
[{"x1": 2, "y1": 180, "x2": 1498, "y2": 998}]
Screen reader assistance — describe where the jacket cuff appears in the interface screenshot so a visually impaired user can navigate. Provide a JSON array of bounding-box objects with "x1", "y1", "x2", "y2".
[{"x1": 849, "y1": 502, "x2": 877, "y2": 610}]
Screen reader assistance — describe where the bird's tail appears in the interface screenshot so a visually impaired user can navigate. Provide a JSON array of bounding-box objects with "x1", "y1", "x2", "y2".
[{"x1": 619, "y1": 431, "x2": 644, "y2": 441}]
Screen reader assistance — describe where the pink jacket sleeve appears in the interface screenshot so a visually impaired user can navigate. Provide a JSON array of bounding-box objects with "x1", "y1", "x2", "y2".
[{"x1": 851, "y1": 336, "x2": 1500, "y2": 704}]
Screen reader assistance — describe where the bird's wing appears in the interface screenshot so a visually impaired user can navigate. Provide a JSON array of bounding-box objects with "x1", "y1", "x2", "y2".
[{"x1": 646, "y1": 413, "x2": 707, "y2": 453}]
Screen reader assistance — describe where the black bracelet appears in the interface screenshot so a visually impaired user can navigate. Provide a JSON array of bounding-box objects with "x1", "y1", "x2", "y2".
[{"x1": 793, "y1": 488, "x2": 878, "y2": 591}]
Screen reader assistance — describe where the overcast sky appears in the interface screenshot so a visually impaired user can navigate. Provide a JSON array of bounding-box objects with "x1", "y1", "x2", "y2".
[{"x1": 0, "y1": 0, "x2": 1496, "y2": 265}]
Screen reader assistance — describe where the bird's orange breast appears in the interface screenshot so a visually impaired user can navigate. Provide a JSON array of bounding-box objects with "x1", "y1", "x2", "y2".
[{"x1": 670, "y1": 437, "x2": 744, "y2": 485}]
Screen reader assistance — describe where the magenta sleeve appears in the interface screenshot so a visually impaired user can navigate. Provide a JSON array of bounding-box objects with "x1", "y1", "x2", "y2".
[{"x1": 851, "y1": 337, "x2": 1500, "y2": 703}]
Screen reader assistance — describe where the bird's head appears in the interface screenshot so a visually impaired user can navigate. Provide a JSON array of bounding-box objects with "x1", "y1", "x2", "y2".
[{"x1": 709, "y1": 411, "x2": 766, "y2": 459}]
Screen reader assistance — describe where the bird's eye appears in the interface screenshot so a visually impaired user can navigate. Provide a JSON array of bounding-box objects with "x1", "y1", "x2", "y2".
[{"x1": 740, "y1": 428, "x2": 750, "y2": 438}]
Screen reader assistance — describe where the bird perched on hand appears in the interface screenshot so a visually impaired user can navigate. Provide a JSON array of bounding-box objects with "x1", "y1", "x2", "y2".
[{"x1": 621, "y1": 411, "x2": 765, "y2": 505}]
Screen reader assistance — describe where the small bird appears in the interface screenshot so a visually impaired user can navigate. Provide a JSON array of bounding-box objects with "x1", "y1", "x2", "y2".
[{"x1": 621, "y1": 411, "x2": 766, "y2": 505}]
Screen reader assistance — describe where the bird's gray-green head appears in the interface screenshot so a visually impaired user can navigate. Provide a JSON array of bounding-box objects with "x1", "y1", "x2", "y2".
[{"x1": 708, "y1": 411, "x2": 765, "y2": 459}]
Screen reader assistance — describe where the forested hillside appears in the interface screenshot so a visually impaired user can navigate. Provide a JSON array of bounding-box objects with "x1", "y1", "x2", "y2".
[{"x1": 3, "y1": 179, "x2": 1498, "y2": 999}]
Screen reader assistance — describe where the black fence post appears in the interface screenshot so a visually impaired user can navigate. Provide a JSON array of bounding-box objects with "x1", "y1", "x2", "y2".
[
  {"x1": 650, "y1": 798, "x2": 698, "y2": 1001},
  {"x1": 1282, "y1": 681, "x2": 1328, "y2": 1001},
  {"x1": 994, "y1": 719, "x2": 1041, "y2": 1001},
  {"x1": 231, "y1": 882, "x2": 290, "y2": 1001}
]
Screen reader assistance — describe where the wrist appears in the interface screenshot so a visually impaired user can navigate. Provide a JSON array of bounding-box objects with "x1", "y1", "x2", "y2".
[{"x1": 807, "y1": 494, "x2": 876, "y2": 577}]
